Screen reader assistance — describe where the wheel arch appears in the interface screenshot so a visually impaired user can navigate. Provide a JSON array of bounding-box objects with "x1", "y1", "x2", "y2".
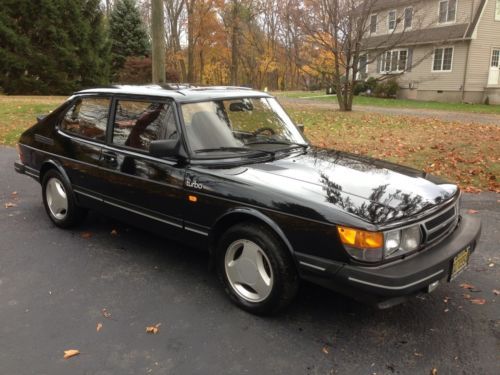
[
  {"x1": 209, "y1": 207, "x2": 295, "y2": 259},
  {"x1": 39, "y1": 159, "x2": 71, "y2": 186}
]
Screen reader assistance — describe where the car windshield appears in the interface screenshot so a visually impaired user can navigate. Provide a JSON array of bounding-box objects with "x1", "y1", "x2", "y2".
[{"x1": 180, "y1": 97, "x2": 307, "y2": 157}]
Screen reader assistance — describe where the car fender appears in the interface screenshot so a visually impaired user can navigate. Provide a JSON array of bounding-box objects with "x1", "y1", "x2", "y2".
[
  {"x1": 39, "y1": 159, "x2": 71, "y2": 186},
  {"x1": 210, "y1": 207, "x2": 295, "y2": 257}
]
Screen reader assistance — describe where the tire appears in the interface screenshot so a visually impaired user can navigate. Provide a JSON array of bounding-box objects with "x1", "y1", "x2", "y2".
[
  {"x1": 41, "y1": 169, "x2": 87, "y2": 228},
  {"x1": 216, "y1": 221, "x2": 299, "y2": 315}
]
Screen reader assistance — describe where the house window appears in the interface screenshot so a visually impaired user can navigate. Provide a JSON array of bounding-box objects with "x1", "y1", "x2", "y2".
[
  {"x1": 496, "y1": 0, "x2": 500, "y2": 21},
  {"x1": 370, "y1": 14, "x2": 378, "y2": 33},
  {"x1": 381, "y1": 49, "x2": 408, "y2": 73},
  {"x1": 433, "y1": 47, "x2": 454, "y2": 71},
  {"x1": 439, "y1": 0, "x2": 456, "y2": 23},
  {"x1": 404, "y1": 7, "x2": 413, "y2": 28},
  {"x1": 492, "y1": 50, "x2": 500, "y2": 67},
  {"x1": 357, "y1": 55, "x2": 368, "y2": 80},
  {"x1": 388, "y1": 10, "x2": 397, "y2": 31}
]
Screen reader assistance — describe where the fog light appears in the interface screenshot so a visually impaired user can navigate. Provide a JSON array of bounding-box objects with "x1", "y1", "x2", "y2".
[{"x1": 427, "y1": 280, "x2": 440, "y2": 293}]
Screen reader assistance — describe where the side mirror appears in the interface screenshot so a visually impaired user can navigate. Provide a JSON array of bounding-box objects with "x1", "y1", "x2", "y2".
[
  {"x1": 149, "y1": 139, "x2": 179, "y2": 158},
  {"x1": 296, "y1": 124, "x2": 305, "y2": 133}
]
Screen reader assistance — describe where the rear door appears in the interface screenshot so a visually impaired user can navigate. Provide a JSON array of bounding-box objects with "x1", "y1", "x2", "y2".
[{"x1": 98, "y1": 96, "x2": 186, "y2": 237}]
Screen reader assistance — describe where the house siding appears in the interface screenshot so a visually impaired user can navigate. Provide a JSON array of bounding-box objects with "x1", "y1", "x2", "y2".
[
  {"x1": 464, "y1": 0, "x2": 500, "y2": 92},
  {"x1": 368, "y1": 42, "x2": 469, "y2": 92}
]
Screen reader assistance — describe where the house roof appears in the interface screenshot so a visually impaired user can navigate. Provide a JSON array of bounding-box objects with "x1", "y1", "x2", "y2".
[{"x1": 362, "y1": 24, "x2": 469, "y2": 49}]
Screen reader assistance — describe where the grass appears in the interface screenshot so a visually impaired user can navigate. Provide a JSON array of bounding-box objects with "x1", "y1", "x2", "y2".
[
  {"x1": 0, "y1": 95, "x2": 498, "y2": 192},
  {"x1": 0, "y1": 95, "x2": 66, "y2": 145},
  {"x1": 273, "y1": 91, "x2": 500, "y2": 114}
]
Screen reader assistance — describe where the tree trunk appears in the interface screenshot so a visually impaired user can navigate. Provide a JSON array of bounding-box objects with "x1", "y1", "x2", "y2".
[
  {"x1": 151, "y1": 0, "x2": 166, "y2": 83},
  {"x1": 230, "y1": 0, "x2": 239, "y2": 85},
  {"x1": 187, "y1": 0, "x2": 195, "y2": 83}
]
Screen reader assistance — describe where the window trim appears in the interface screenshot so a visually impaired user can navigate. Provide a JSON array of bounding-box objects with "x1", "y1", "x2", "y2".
[
  {"x1": 491, "y1": 48, "x2": 500, "y2": 68},
  {"x1": 438, "y1": 0, "x2": 457, "y2": 24},
  {"x1": 58, "y1": 94, "x2": 112, "y2": 144},
  {"x1": 380, "y1": 49, "x2": 409, "y2": 74},
  {"x1": 370, "y1": 13, "x2": 378, "y2": 34},
  {"x1": 404, "y1": 7, "x2": 413, "y2": 29},
  {"x1": 432, "y1": 46, "x2": 454, "y2": 72},
  {"x1": 495, "y1": 0, "x2": 500, "y2": 21},
  {"x1": 387, "y1": 9, "x2": 397, "y2": 31}
]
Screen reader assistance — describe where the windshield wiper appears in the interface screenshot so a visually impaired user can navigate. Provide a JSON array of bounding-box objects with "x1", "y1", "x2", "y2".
[
  {"x1": 246, "y1": 140, "x2": 309, "y2": 149},
  {"x1": 194, "y1": 147, "x2": 275, "y2": 157}
]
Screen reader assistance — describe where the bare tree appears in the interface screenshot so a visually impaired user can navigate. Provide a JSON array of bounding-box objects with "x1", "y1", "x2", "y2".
[{"x1": 164, "y1": 0, "x2": 186, "y2": 80}]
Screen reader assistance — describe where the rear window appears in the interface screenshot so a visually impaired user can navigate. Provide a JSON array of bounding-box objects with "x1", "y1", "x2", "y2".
[{"x1": 61, "y1": 97, "x2": 110, "y2": 141}]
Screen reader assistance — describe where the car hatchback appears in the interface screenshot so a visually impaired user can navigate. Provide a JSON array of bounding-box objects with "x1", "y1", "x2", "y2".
[{"x1": 14, "y1": 85, "x2": 481, "y2": 314}]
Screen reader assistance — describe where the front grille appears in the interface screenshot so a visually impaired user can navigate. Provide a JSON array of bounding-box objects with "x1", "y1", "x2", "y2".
[{"x1": 422, "y1": 203, "x2": 458, "y2": 245}]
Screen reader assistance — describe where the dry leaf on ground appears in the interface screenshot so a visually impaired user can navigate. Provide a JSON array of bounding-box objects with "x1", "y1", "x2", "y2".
[
  {"x1": 63, "y1": 349, "x2": 80, "y2": 359},
  {"x1": 110, "y1": 229, "x2": 118, "y2": 236},
  {"x1": 96, "y1": 322, "x2": 103, "y2": 332},
  {"x1": 11, "y1": 191, "x2": 18, "y2": 197},
  {"x1": 101, "y1": 308, "x2": 112, "y2": 319},
  {"x1": 430, "y1": 368, "x2": 438, "y2": 375},
  {"x1": 146, "y1": 323, "x2": 161, "y2": 334},
  {"x1": 80, "y1": 231, "x2": 92, "y2": 239},
  {"x1": 322, "y1": 346, "x2": 329, "y2": 354},
  {"x1": 460, "y1": 283, "x2": 474, "y2": 290},
  {"x1": 493, "y1": 289, "x2": 500, "y2": 296},
  {"x1": 466, "y1": 209, "x2": 479, "y2": 214},
  {"x1": 4, "y1": 202, "x2": 16, "y2": 208},
  {"x1": 470, "y1": 298, "x2": 486, "y2": 305}
]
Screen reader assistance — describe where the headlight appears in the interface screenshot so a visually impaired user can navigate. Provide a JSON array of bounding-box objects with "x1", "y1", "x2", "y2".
[{"x1": 337, "y1": 224, "x2": 422, "y2": 263}]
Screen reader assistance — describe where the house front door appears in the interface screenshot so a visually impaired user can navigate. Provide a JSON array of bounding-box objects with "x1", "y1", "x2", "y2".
[{"x1": 488, "y1": 49, "x2": 500, "y2": 86}]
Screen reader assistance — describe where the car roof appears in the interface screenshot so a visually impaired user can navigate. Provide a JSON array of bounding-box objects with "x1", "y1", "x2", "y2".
[{"x1": 75, "y1": 85, "x2": 273, "y2": 103}]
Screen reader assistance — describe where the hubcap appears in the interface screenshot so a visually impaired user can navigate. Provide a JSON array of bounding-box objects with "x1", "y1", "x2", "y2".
[
  {"x1": 45, "y1": 178, "x2": 68, "y2": 220},
  {"x1": 224, "y1": 239, "x2": 273, "y2": 302}
]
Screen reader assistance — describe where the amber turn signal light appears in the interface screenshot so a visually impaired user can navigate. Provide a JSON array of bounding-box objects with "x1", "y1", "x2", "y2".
[
  {"x1": 337, "y1": 226, "x2": 383, "y2": 249},
  {"x1": 188, "y1": 195, "x2": 198, "y2": 202}
]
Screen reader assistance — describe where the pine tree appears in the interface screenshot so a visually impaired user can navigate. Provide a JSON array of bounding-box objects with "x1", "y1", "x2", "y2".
[
  {"x1": 109, "y1": 0, "x2": 150, "y2": 77},
  {"x1": 0, "y1": 0, "x2": 111, "y2": 94}
]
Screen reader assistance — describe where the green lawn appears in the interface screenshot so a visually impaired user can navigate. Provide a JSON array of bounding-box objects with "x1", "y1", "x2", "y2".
[
  {"x1": 273, "y1": 91, "x2": 500, "y2": 114},
  {"x1": 0, "y1": 95, "x2": 66, "y2": 145}
]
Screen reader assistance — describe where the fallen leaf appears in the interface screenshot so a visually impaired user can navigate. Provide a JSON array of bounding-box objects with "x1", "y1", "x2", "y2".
[
  {"x1": 322, "y1": 346, "x2": 329, "y2": 354},
  {"x1": 463, "y1": 294, "x2": 471, "y2": 299},
  {"x1": 101, "y1": 308, "x2": 111, "y2": 319},
  {"x1": 4, "y1": 202, "x2": 16, "y2": 208},
  {"x1": 430, "y1": 368, "x2": 438, "y2": 375},
  {"x1": 488, "y1": 263, "x2": 495, "y2": 267},
  {"x1": 470, "y1": 298, "x2": 486, "y2": 305},
  {"x1": 146, "y1": 323, "x2": 161, "y2": 334},
  {"x1": 414, "y1": 352, "x2": 423, "y2": 357},
  {"x1": 460, "y1": 283, "x2": 474, "y2": 290},
  {"x1": 63, "y1": 349, "x2": 80, "y2": 359},
  {"x1": 493, "y1": 289, "x2": 500, "y2": 296},
  {"x1": 110, "y1": 229, "x2": 118, "y2": 236},
  {"x1": 466, "y1": 209, "x2": 479, "y2": 214},
  {"x1": 11, "y1": 191, "x2": 18, "y2": 197},
  {"x1": 96, "y1": 322, "x2": 103, "y2": 332},
  {"x1": 80, "y1": 232, "x2": 92, "y2": 239}
]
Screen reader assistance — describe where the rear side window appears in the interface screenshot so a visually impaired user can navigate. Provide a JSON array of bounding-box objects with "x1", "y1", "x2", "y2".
[
  {"x1": 112, "y1": 100, "x2": 178, "y2": 151},
  {"x1": 61, "y1": 97, "x2": 110, "y2": 141}
]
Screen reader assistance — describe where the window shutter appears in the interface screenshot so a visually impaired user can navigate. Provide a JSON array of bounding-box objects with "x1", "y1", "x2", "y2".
[
  {"x1": 407, "y1": 48, "x2": 413, "y2": 71},
  {"x1": 377, "y1": 54, "x2": 382, "y2": 73}
]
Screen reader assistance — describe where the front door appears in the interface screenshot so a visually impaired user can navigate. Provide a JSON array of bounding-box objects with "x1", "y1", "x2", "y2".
[
  {"x1": 488, "y1": 49, "x2": 500, "y2": 86},
  {"x1": 99, "y1": 97, "x2": 186, "y2": 237}
]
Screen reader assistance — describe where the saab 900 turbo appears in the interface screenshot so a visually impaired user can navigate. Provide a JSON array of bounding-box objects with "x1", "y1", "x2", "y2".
[{"x1": 14, "y1": 85, "x2": 481, "y2": 314}]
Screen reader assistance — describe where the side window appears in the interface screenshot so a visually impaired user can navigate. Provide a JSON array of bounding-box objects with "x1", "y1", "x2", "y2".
[
  {"x1": 112, "y1": 100, "x2": 178, "y2": 151},
  {"x1": 61, "y1": 97, "x2": 110, "y2": 141}
]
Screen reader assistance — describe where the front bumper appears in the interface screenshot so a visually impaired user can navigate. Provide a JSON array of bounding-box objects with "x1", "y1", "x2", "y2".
[
  {"x1": 297, "y1": 212, "x2": 481, "y2": 308},
  {"x1": 14, "y1": 161, "x2": 26, "y2": 174}
]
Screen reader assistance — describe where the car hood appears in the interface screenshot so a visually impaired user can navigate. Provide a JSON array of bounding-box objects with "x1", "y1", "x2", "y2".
[{"x1": 225, "y1": 148, "x2": 458, "y2": 226}]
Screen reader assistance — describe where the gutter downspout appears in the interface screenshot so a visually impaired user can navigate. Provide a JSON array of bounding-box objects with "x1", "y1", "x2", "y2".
[{"x1": 461, "y1": 0, "x2": 475, "y2": 103}]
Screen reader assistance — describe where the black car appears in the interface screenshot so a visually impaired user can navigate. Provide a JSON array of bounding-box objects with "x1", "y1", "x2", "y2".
[{"x1": 14, "y1": 85, "x2": 481, "y2": 314}]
